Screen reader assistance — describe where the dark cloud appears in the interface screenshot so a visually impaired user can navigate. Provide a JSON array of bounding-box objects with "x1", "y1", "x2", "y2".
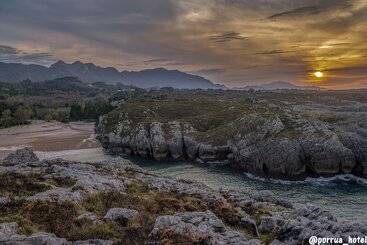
[
  {"x1": 268, "y1": 6, "x2": 320, "y2": 19},
  {"x1": 142, "y1": 58, "x2": 188, "y2": 67},
  {"x1": 0, "y1": 0, "x2": 365, "y2": 89},
  {"x1": 0, "y1": 45, "x2": 17, "y2": 55},
  {"x1": 143, "y1": 58, "x2": 171, "y2": 64},
  {"x1": 193, "y1": 68, "x2": 226, "y2": 75},
  {"x1": 0, "y1": 44, "x2": 54, "y2": 65},
  {"x1": 209, "y1": 32, "x2": 247, "y2": 43},
  {"x1": 268, "y1": 1, "x2": 353, "y2": 20},
  {"x1": 255, "y1": 50, "x2": 295, "y2": 55}
]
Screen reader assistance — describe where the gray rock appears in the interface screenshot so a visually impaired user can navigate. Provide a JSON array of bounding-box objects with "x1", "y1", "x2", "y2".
[
  {"x1": 2, "y1": 148, "x2": 39, "y2": 166},
  {"x1": 104, "y1": 208, "x2": 139, "y2": 222},
  {"x1": 0, "y1": 196, "x2": 11, "y2": 206},
  {"x1": 73, "y1": 240, "x2": 113, "y2": 245},
  {"x1": 149, "y1": 211, "x2": 259, "y2": 244},
  {"x1": 0, "y1": 228, "x2": 68, "y2": 245},
  {"x1": 150, "y1": 122, "x2": 168, "y2": 160},
  {"x1": 25, "y1": 232, "x2": 69, "y2": 245},
  {"x1": 76, "y1": 212, "x2": 101, "y2": 225},
  {"x1": 0, "y1": 223, "x2": 20, "y2": 240},
  {"x1": 166, "y1": 121, "x2": 185, "y2": 159}
]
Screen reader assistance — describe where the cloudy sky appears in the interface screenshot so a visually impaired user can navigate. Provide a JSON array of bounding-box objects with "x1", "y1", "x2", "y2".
[{"x1": 0, "y1": 0, "x2": 366, "y2": 89}]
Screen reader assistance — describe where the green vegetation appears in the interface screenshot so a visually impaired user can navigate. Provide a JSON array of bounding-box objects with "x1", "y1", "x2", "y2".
[
  {"x1": 102, "y1": 90, "x2": 285, "y2": 145},
  {"x1": 102, "y1": 88, "x2": 367, "y2": 146},
  {"x1": 0, "y1": 173, "x2": 52, "y2": 198},
  {"x1": 0, "y1": 77, "x2": 142, "y2": 128},
  {"x1": 0, "y1": 174, "x2": 258, "y2": 243},
  {"x1": 0, "y1": 173, "x2": 77, "y2": 198}
]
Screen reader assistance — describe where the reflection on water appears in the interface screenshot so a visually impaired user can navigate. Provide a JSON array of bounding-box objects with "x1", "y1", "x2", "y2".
[{"x1": 38, "y1": 148, "x2": 367, "y2": 222}]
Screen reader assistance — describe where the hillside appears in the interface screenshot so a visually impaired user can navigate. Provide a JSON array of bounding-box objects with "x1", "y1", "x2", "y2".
[{"x1": 0, "y1": 61, "x2": 224, "y2": 90}]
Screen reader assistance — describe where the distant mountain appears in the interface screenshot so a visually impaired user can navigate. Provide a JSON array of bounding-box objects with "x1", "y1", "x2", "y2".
[
  {"x1": 234, "y1": 81, "x2": 323, "y2": 91},
  {"x1": 0, "y1": 61, "x2": 224, "y2": 90}
]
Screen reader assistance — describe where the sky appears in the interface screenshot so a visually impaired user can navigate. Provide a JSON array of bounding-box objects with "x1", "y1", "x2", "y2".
[{"x1": 0, "y1": 0, "x2": 366, "y2": 89}]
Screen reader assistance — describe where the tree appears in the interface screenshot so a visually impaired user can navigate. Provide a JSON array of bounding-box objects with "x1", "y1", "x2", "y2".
[
  {"x1": 13, "y1": 107, "x2": 33, "y2": 124},
  {"x1": 0, "y1": 109, "x2": 14, "y2": 128},
  {"x1": 70, "y1": 104, "x2": 82, "y2": 120}
]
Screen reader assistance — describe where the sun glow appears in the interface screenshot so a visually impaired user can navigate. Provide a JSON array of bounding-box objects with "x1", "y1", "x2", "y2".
[{"x1": 314, "y1": 71, "x2": 324, "y2": 78}]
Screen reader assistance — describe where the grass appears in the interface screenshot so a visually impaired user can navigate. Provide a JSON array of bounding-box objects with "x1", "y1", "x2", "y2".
[
  {"x1": 0, "y1": 180, "x2": 211, "y2": 243},
  {"x1": 0, "y1": 173, "x2": 77, "y2": 198},
  {"x1": 0, "y1": 176, "x2": 271, "y2": 243},
  {"x1": 260, "y1": 233, "x2": 275, "y2": 245},
  {"x1": 102, "y1": 91, "x2": 285, "y2": 146},
  {"x1": 0, "y1": 173, "x2": 52, "y2": 198},
  {"x1": 101, "y1": 89, "x2": 366, "y2": 147}
]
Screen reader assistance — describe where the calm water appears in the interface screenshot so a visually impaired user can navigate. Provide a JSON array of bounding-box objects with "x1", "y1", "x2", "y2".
[{"x1": 37, "y1": 148, "x2": 367, "y2": 222}]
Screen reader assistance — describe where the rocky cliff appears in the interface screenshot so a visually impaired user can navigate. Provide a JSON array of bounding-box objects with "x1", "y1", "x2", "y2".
[
  {"x1": 96, "y1": 90, "x2": 367, "y2": 180},
  {"x1": 1, "y1": 148, "x2": 366, "y2": 244}
]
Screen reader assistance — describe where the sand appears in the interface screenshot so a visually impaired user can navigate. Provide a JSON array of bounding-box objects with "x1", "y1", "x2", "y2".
[{"x1": 0, "y1": 121, "x2": 99, "y2": 160}]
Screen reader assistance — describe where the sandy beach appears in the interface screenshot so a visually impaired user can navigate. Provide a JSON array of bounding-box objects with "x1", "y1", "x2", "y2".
[{"x1": 0, "y1": 121, "x2": 98, "y2": 160}]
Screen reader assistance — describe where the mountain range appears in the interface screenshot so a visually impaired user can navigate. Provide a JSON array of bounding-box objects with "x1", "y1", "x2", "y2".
[
  {"x1": 0, "y1": 60, "x2": 225, "y2": 90},
  {"x1": 234, "y1": 81, "x2": 323, "y2": 91}
]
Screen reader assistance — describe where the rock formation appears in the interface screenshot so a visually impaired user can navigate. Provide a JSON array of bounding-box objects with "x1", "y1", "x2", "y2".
[{"x1": 96, "y1": 90, "x2": 367, "y2": 180}]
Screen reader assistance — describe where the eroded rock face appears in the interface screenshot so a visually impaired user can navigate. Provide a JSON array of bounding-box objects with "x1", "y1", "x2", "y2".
[{"x1": 97, "y1": 99, "x2": 367, "y2": 180}]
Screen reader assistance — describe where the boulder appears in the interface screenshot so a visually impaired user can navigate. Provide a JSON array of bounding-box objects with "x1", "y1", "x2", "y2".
[
  {"x1": 104, "y1": 208, "x2": 139, "y2": 223},
  {"x1": 2, "y1": 148, "x2": 39, "y2": 166},
  {"x1": 0, "y1": 196, "x2": 11, "y2": 206},
  {"x1": 76, "y1": 212, "x2": 101, "y2": 225},
  {"x1": 0, "y1": 222, "x2": 21, "y2": 240},
  {"x1": 149, "y1": 211, "x2": 260, "y2": 244}
]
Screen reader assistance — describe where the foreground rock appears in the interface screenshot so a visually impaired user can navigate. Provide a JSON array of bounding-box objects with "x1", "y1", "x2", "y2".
[
  {"x1": 104, "y1": 208, "x2": 139, "y2": 223},
  {"x1": 96, "y1": 89, "x2": 367, "y2": 179},
  {"x1": 2, "y1": 147, "x2": 39, "y2": 166},
  {"x1": 0, "y1": 148, "x2": 365, "y2": 244},
  {"x1": 149, "y1": 211, "x2": 260, "y2": 244}
]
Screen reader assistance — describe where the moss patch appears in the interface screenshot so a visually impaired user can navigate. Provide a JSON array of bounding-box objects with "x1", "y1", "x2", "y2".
[
  {"x1": 0, "y1": 180, "x2": 252, "y2": 243},
  {"x1": 0, "y1": 173, "x2": 52, "y2": 198},
  {"x1": 0, "y1": 173, "x2": 77, "y2": 198}
]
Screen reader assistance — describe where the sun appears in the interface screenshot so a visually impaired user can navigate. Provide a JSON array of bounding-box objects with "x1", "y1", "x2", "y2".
[{"x1": 314, "y1": 71, "x2": 324, "y2": 78}]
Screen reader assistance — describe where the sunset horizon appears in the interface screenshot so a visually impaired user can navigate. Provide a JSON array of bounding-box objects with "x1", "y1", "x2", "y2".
[{"x1": 0, "y1": 0, "x2": 366, "y2": 89}]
